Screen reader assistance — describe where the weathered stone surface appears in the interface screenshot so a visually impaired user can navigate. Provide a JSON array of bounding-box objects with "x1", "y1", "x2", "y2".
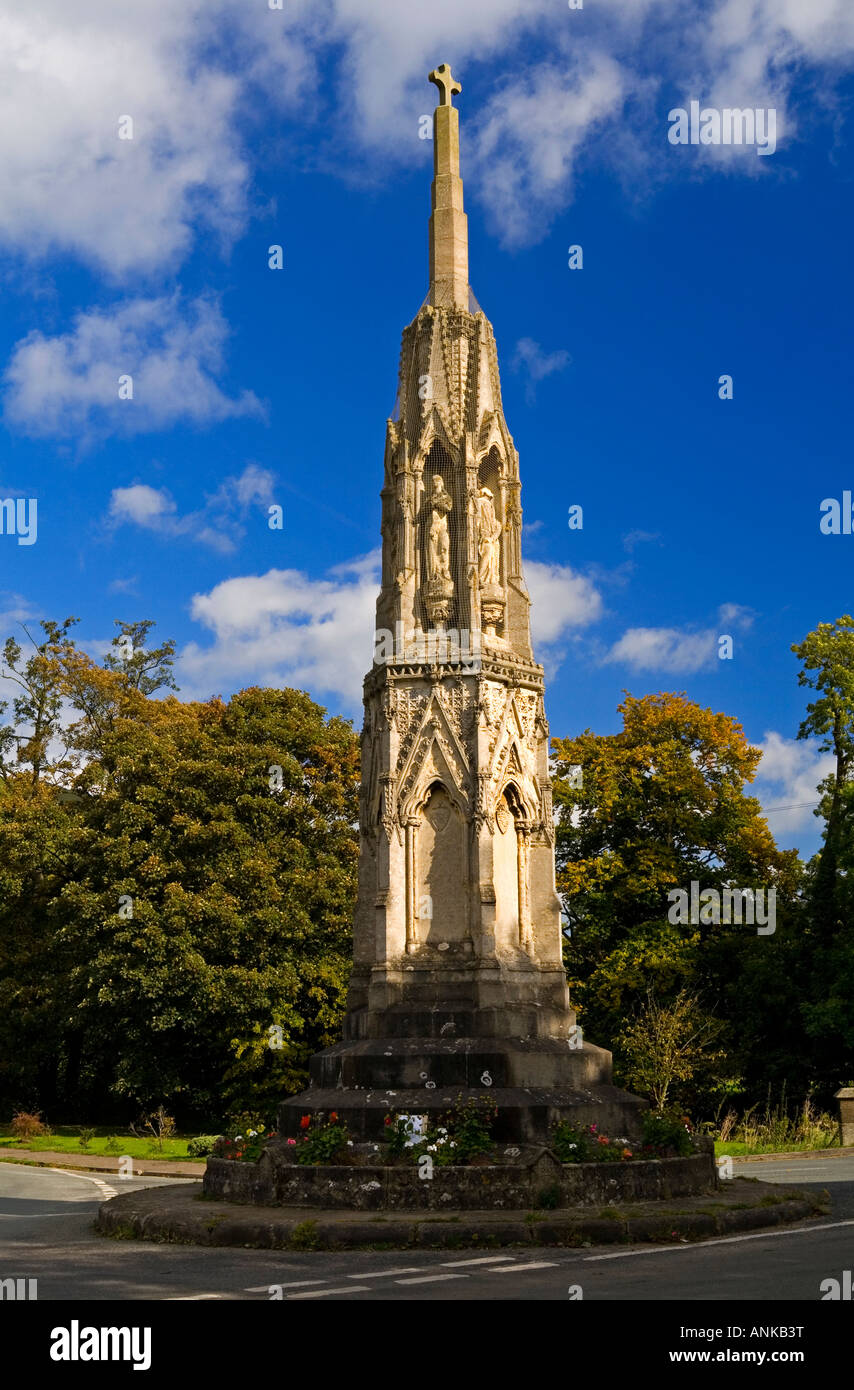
[
  {"x1": 96, "y1": 1178, "x2": 829, "y2": 1251},
  {"x1": 202, "y1": 1142, "x2": 717, "y2": 1210},
  {"x1": 241, "y1": 64, "x2": 647, "y2": 1168}
]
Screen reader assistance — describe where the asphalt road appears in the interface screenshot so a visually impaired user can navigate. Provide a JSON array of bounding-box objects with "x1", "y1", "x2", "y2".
[{"x1": 1, "y1": 1156, "x2": 852, "y2": 1301}]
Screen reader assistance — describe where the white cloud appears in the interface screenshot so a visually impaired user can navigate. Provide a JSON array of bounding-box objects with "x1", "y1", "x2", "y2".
[
  {"x1": 468, "y1": 52, "x2": 631, "y2": 247},
  {"x1": 2, "y1": 1, "x2": 854, "y2": 276},
  {"x1": 0, "y1": 1, "x2": 253, "y2": 276},
  {"x1": 110, "y1": 485, "x2": 176, "y2": 529},
  {"x1": 512, "y1": 338, "x2": 571, "y2": 402},
  {"x1": 3, "y1": 295, "x2": 263, "y2": 443},
  {"x1": 178, "y1": 552, "x2": 381, "y2": 708},
  {"x1": 604, "y1": 625, "x2": 718, "y2": 673},
  {"x1": 180, "y1": 551, "x2": 603, "y2": 706},
  {"x1": 753, "y1": 729, "x2": 834, "y2": 838},
  {"x1": 605, "y1": 604, "x2": 753, "y2": 672},
  {"x1": 525, "y1": 559, "x2": 603, "y2": 657},
  {"x1": 718, "y1": 602, "x2": 755, "y2": 629},
  {"x1": 107, "y1": 465, "x2": 275, "y2": 555}
]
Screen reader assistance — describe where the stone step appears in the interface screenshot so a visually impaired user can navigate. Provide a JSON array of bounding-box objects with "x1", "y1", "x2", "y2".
[
  {"x1": 309, "y1": 1036, "x2": 611, "y2": 1092},
  {"x1": 343, "y1": 1004, "x2": 576, "y2": 1041},
  {"x1": 279, "y1": 1082, "x2": 646, "y2": 1144}
]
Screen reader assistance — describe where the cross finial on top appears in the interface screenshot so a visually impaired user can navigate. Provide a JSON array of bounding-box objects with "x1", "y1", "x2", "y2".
[{"x1": 429, "y1": 63, "x2": 461, "y2": 108}]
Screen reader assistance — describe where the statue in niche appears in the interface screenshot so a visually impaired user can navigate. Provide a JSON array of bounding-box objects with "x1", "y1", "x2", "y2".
[
  {"x1": 426, "y1": 475, "x2": 453, "y2": 581},
  {"x1": 476, "y1": 486, "x2": 502, "y2": 586}
]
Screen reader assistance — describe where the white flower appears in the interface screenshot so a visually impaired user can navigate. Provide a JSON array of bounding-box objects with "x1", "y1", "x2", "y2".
[
  {"x1": 234, "y1": 1135, "x2": 243, "y2": 1141},
  {"x1": 347, "y1": 1140, "x2": 354, "y2": 1147},
  {"x1": 568, "y1": 1143, "x2": 577, "y2": 1150},
  {"x1": 247, "y1": 1129, "x2": 257, "y2": 1138},
  {"x1": 427, "y1": 1144, "x2": 437, "y2": 1152}
]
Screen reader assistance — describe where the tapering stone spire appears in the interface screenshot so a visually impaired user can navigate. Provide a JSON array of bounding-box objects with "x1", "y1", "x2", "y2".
[
  {"x1": 273, "y1": 63, "x2": 646, "y2": 1150},
  {"x1": 428, "y1": 64, "x2": 469, "y2": 310}
]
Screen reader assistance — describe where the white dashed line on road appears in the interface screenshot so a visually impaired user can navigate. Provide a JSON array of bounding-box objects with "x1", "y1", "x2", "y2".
[
  {"x1": 246, "y1": 1280, "x2": 327, "y2": 1291},
  {"x1": 441, "y1": 1255, "x2": 517, "y2": 1267},
  {"x1": 487, "y1": 1261, "x2": 558, "y2": 1273},
  {"x1": 286, "y1": 1285, "x2": 372, "y2": 1298},
  {"x1": 395, "y1": 1273, "x2": 469, "y2": 1285},
  {"x1": 584, "y1": 1218, "x2": 854, "y2": 1260},
  {"x1": 347, "y1": 1268, "x2": 421, "y2": 1279}
]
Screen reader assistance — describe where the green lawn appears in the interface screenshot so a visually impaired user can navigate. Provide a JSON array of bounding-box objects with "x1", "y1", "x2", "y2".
[
  {"x1": 714, "y1": 1138, "x2": 839, "y2": 1157},
  {"x1": 0, "y1": 1127, "x2": 207, "y2": 1162}
]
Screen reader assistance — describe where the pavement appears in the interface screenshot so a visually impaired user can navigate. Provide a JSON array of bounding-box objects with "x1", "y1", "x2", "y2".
[
  {"x1": 0, "y1": 1156, "x2": 851, "y2": 1300},
  {"x1": 0, "y1": 1148, "x2": 202, "y2": 1177}
]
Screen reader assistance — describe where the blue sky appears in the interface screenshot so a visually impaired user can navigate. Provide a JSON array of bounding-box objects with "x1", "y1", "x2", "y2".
[{"x1": 2, "y1": 0, "x2": 854, "y2": 857}]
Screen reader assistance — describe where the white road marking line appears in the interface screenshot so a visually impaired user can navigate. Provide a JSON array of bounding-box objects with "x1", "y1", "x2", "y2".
[
  {"x1": 0, "y1": 1212, "x2": 96, "y2": 1218},
  {"x1": 487, "y1": 1262, "x2": 558, "y2": 1273},
  {"x1": 287, "y1": 1285, "x2": 371, "y2": 1298},
  {"x1": 245, "y1": 1280, "x2": 327, "y2": 1291},
  {"x1": 585, "y1": 1218, "x2": 854, "y2": 1261},
  {"x1": 441, "y1": 1255, "x2": 517, "y2": 1267},
  {"x1": 347, "y1": 1268, "x2": 421, "y2": 1279},
  {"x1": 45, "y1": 1167, "x2": 117, "y2": 1201},
  {"x1": 395, "y1": 1273, "x2": 469, "y2": 1285}
]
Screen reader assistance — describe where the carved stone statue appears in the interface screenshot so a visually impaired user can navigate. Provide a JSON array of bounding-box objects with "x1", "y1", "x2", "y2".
[
  {"x1": 427, "y1": 475, "x2": 453, "y2": 581},
  {"x1": 476, "y1": 486, "x2": 502, "y2": 586}
]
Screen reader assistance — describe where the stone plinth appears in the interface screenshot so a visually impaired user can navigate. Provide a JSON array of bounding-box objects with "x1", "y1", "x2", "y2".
[
  {"x1": 278, "y1": 1031, "x2": 644, "y2": 1144},
  {"x1": 835, "y1": 1087, "x2": 854, "y2": 1146}
]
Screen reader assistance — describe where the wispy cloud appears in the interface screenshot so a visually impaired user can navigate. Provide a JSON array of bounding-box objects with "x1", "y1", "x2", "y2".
[
  {"x1": 3, "y1": 294, "x2": 263, "y2": 445},
  {"x1": 107, "y1": 465, "x2": 275, "y2": 555},
  {"x1": 604, "y1": 604, "x2": 753, "y2": 673},
  {"x1": 512, "y1": 338, "x2": 572, "y2": 403}
]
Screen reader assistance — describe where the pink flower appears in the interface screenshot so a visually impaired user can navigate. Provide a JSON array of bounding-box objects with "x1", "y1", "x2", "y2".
[{"x1": 286, "y1": 1138, "x2": 296, "y2": 1147}]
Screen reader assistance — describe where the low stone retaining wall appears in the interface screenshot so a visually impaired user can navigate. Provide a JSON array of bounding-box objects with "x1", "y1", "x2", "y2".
[{"x1": 202, "y1": 1140, "x2": 716, "y2": 1211}]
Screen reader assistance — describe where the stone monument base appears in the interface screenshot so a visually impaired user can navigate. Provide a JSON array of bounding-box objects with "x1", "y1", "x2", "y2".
[
  {"x1": 275, "y1": 1015, "x2": 645, "y2": 1145},
  {"x1": 202, "y1": 1142, "x2": 716, "y2": 1210}
]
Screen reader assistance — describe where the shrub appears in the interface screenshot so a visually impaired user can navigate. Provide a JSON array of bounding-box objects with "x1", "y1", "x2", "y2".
[
  {"x1": 295, "y1": 1113, "x2": 351, "y2": 1165},
  {"x1": 187, "y1": 1135, "x2": 221, "y2": 1158},
  {"x1": 216, "y1": 1121, "x2": 277, "y2": 1162},
  {"x1": 642, "y1": 1109, "x2": 694, "y2": 1157},
  {"x1": 442, "y1": 1097, "x2": 497, "y2": 1164},
  {"x1": 383, "y1": 1114, "x2": 426, "y2": 1159},
  {"x1": 78, "y1": 1127, "x2": 96, "y2": 1149},
  {"x1": 551, "y1": 1121, "x2": 635, "y2": 1163},
  {"x1": 11, "y1": 1111, "x2": 51, "y2": 1140},
  {"x1": 130, "y1": 1106, "x2": 176, "y2": 1152},
  {"x1": 550, "y1": 1121, "x2": 591, "y2": 1163}
]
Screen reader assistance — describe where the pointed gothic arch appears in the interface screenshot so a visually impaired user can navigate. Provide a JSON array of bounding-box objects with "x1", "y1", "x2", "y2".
[{"x1": 414, "y1": 779, "x2": 469, "y2": 946}]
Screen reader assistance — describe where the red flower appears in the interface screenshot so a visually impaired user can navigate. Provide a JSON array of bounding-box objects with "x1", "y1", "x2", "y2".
[
  {"x1": 384, "y1": 1115, "x2": 393, "y2": 1126},
  {"x1": 329, "y1": 1112, "x2": 338, "y2": 1123},
  {"x1": 300, "y1": 1114, "x2": 311, "y2": 1131}
]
